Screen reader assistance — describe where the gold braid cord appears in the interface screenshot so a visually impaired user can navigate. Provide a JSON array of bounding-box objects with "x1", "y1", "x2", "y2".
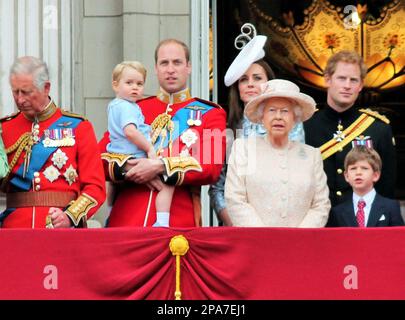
[
  {"x1": 359, "y1": 108, "x2": 390, "y2": 124},
  {"x1": 151, "y1": 113, "x2": 175, "y2": 157},
  {"x1": 151, "y1": 113, "x2": 172, "y2": 145},
  {"x1": 64, "y1": 193, "x2": 98, "y2": 227},
  {"x1": 169, "y1": 235, "x2": 189, "y2": 300}
]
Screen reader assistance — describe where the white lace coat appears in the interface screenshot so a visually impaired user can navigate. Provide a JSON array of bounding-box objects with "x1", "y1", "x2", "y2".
[{"x1": 225, "y1": 136, "x2": 331, "y2": 227}]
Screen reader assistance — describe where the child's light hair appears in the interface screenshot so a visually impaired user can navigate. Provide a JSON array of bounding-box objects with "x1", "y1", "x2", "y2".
[
  {"x1": 344, "y1": 146, "x2": 382, "y2": 172},
  {"x1": 112, "y1": 61, "x2": 147, "y2": 83}
]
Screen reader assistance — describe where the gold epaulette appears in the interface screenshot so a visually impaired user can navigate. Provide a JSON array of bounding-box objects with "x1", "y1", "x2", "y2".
[
  {"x1": 359, "y1": 108, "x2": 390, "y2": 124},
  {"x1": 193, "y1": 98, "x2": 222, "y2": 109},
  {"x1": 0, "y1": 111, "x2": 20, "y2": 122},
  {"x1": 61, "y1": 109, "x2": 87, "y2": 121}
]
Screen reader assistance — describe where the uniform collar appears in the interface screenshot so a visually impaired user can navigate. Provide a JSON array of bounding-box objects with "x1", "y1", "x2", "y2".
[
  {"x1": 325, "y1": 104, "x2": 359, "y2": 121},
  {"x1": 23, "y1": 99, "x2": 58, "y2": 122},
  {"x1": 156, "y1": 88, "x2": 191, "y2": 104}
]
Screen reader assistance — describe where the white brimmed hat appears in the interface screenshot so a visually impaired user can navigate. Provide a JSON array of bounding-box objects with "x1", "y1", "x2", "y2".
[
  {"x1": 244, "y1": 79, "x2": 316, "y2": 123},
  {"x1": 224, "y1": 35, "x2": 267, "y2": 87}
]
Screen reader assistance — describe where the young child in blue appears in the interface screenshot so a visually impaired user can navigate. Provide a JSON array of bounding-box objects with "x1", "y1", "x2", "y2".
[{"x1": 107, "y1": 61, "x2": 174, "y2": 227}]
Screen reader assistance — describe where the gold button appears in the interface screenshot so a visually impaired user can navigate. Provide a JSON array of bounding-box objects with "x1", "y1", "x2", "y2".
[
  {"x1": 35, "y1": 178, "x2": 41, "y2": 184},
  {"x1": 336, "y1": 191, "x2": 342, "y2": 196},
  {"x1": 337, "y1": 169, "x2": 343, "y2": 174},
  {"x1": 167, "y1": 107, "x2": 173, "y2": 112},
  {"x1": 35, "y1": 185, "x2": 41, "y2": 191},
  {"x1": 34, "y1": 172, "x2": 40, "y2": 177}
]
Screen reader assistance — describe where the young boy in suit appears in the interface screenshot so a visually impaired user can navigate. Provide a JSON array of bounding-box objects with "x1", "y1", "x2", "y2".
[{"x1": 327, "y1": 146, "x2": 404, "y2": 227}]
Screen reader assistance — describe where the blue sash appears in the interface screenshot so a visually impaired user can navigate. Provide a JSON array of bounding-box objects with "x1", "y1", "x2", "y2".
[
  {"x1": 10, "y1": 116, "x2": 82, "y2": 191},
  {"x1": 154, "y1": 100, "x2": 215, "y2": 149}
]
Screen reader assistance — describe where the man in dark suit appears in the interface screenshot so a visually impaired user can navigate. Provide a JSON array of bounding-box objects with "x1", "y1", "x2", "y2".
[
  {"x1": 327, "y1": 146, "x2": 404, "y2": 227},
  {"x1": 304, "y1": 50, "x2": 396, "y2": 207}
]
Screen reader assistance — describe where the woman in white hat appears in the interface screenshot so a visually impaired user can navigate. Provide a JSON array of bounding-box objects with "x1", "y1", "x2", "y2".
[
  {"x1": 225, "y1": 79, "x2": 331, "y2": 227},
  {"x1": 209, "y1": 35, "x2": 305, "y2": 226}
]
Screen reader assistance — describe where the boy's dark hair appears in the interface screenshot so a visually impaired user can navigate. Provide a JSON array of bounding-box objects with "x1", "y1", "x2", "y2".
[{"x1": 344, "y1": 146, "x2": 382, "y2": 172}]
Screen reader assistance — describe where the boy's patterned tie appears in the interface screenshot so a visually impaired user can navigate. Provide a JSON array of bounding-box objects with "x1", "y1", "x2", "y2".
[{"x1": 357, "y1": 199, "x2": 366, "y2": 227}]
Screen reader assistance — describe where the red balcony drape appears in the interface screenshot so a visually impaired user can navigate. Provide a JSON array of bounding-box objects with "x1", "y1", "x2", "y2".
[{"x1": 1, "y1": 227, "x2": 404, "y2": 300}]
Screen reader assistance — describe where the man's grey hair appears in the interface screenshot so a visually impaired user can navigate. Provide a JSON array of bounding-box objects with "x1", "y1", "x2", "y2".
[{"x1": 9, "y1": 56, "x2": 49, "y2": 90}]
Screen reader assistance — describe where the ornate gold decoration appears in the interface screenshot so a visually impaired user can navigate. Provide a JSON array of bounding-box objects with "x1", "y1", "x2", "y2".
[
  {"x1": 156, "y1": 88, "x2": 191, "y2": 104},
  {"x1": 61, "y1": 109, "x2": 87, "y2": 121},
  {"x1": 249, "y1": 0, "x2": 405, "y2": 90},
  {"x1": 359, "y1": 108, "x2": 390, "y2": 124},
  {"x1": 65, "y1": 193, "x2": 97, "y2": 226},
  {"x1": 162, "y1": 156, "x2": 202, "y2": 177},
  {"x1": 63, "y1": 165, "x2": 78, "y2": 186},
  {"x1": 151, "y1": 114, "x2": 171, "y2": 141},
  {"x1": 4, "y1": 132, "x2": 30, "y2": 172},
  {"x1": 169, "y1": 235, "x2": 189, "y2": 300},
  {"x1": 101, "y1": 152, "x2": 132, "y2": 167}
]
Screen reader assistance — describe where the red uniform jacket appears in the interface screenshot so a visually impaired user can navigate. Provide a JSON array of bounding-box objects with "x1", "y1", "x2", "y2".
[
  {"x1": 1, "y1": 102, "x2": 106, "y2": 228},
  {"x1": 99, "y1": 91, "x2": 226, "y2": 227}
]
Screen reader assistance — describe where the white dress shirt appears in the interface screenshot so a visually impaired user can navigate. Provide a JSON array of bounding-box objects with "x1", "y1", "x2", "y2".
[{"x1": 352, "y1": 188, "x2": 377, "y2": 226}]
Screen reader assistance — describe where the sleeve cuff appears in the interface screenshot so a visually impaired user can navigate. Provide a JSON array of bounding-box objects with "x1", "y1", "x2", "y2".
[
  {"x1": 161, "y1": 156, "x2": 202, "y2": 186},
  {"x1": 101, "y1": 153, "x2": 133, "y2": 182},
  {"x1": 64, "y1": 193, "x2": 98, "y2": 227}
]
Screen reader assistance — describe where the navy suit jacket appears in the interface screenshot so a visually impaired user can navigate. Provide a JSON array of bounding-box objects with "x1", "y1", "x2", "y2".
[{"x1": 327, "y1": 194, "x2": 404, "y2": 227}]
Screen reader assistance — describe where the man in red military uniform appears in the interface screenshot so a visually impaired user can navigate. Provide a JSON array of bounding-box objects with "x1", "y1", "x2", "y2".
[
  {"x1": 99, "y1": 39, "x2": 226, "y2": 227},
  {"x1": 0, "y1": 56, "x2": 106, "y2": 228}
]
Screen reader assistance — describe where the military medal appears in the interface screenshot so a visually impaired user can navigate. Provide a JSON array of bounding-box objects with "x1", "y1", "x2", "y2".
[
  {"x1": 352, "y1": 135, "x2": 373, "y2": 148},
  {"x1": 43, "y1": 165, "x2": 60, "y2": 183},
  {"x1": 51, "y1": 149, "x2": 68, "y2": 169},
  {"x1": 187, "y1": 113, "x2": 194, "y2": 126},
  {"x1": 43, "y1": 130, "x2": 51, "y2": 146},
  {"x1": 43, "y1": 128, "x2": 76, "y2": 147},
  {"x1": 187, "y1": 110, "x2": 202, "y2": 127},
  {"x1": 194, "y1": 111, "x2": 202, "y2": 126},
  {"x1": 333, "y1": 121, "x2": 345, "y2": 142},
  {"x1": 62, "y1": 128, "x2": 76, "y2": 146},
  {"x1": 180, "y1": 129, "x2": 198, "y2": 148},
  {"x1": 64, "y1": 165, "x2": 78, "y2": 185}
]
